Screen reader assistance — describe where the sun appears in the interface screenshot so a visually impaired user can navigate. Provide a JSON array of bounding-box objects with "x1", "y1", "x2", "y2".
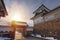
[
  {"x1": 9, "y1": 4, "x2": 23, "y2": 22},
  {"x1": 11, "y1": 14, "x2": 21, "y2": 21}
]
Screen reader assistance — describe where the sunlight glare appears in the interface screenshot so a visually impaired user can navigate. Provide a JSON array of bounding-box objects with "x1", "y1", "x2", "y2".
[{"x1": 12, "y1": 14, "x2": 21, "y2": 21}]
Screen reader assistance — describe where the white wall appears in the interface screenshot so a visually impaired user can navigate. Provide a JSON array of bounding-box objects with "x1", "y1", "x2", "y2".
[
  {"x1": 34, "y1": 17, "x2": 44, "y2": 24},
  {"x1": 45, "y1": 13, "x2": 60, "y2": 21},
  {"x1": 34, "y1": 13, "x2": 60, "y2": 25},
  {"x1": 33, "y1": 7, "x2": 60, "y2": 25},
  {"x1": 55, "y1": 13, "x2": 60, "y2": 19},
  {"x1": 45, "y1": 14, "x2": 55, "y2": 21}
]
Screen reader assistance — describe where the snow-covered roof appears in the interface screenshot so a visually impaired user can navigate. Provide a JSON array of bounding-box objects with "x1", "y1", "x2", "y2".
[
  {"x1": 0, "y1": 19, "x2": 10, "y2": 26},
  {"x1": 15, "y1": 22, "x2": 27, "y2": 26}
]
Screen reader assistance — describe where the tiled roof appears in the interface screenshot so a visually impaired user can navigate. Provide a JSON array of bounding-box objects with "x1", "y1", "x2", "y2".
[
  {"x1": 0, "y1": 0, "x2": 8, "y2": 17},
  {"x1": 31, "y1": 4, "x2": 60, "y2": 19}
]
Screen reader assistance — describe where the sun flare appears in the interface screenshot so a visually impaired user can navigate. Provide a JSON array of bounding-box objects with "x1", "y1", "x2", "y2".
[
  {"x1": 11, "y1": 13, "x2": 22, "y2": 21},
  {"x1": 9, "y1": 3, "x2": 25, "y2": 22}
]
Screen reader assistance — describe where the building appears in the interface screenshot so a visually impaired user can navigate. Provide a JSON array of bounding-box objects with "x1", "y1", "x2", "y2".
[
  {"x1": 0, "y1": 25, "x2": 14, "y2": 38},
  {"x1": 31, "y1": 4, "x2": 60, "y2": 38},
  {"x1": 31, "y1": 4, "x2": 50, "y2": 24},
  {"x1": 0, "y1": 0, "x2": 8, "y2": 17},
  {"x1": 26, "y1": 26, "x2": 33, "y2": 36},
  {"x1": 12, "y1": 21, "x2": 28, "y2": 37},
  {"x1": 0, "y1": 0, "x2": 15, "y2": 39},
  {"x1": 0, "y1": 21, "x2": 15, "y2": 39}
]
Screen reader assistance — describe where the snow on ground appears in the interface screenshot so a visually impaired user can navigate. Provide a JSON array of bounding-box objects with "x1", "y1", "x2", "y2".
[
  {"x1": 44, "y1": 37, "x2": 55, "y2": 40},
  {"x1": 31, "y1": 34, "x2": 57, "y2": 40},
  {"x1": 0, "y1": 37, "x2": 12, "y2": 40},
  {"x1": 31, "y1": 34, "x2": 41, "y2": 37}
]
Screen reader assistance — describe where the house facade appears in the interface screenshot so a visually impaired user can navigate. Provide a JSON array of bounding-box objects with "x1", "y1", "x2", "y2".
[{"x1": 31, "y1": 4, "x2": 60, "y2": 38}]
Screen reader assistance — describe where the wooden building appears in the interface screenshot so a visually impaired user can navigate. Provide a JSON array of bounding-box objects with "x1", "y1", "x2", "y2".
[
  {"x1": 0, "y1": 0, "x2": 8, "y2": 17},
  {"x1": 12, "y1": 21, "x2": 28, "y2": 37},
  {"x1": 0, "y1": 22, "x2": 15, "y2": 39},
  {"x1": 31, "y1": 4, "x2": 60, "y2": 39},
  {"x1": 0, "y1": 0, "x2": 15, "y2": 39}
]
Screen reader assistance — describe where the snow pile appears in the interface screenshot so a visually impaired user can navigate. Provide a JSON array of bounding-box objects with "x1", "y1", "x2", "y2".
[{"x1": 44, "y1": 37, "x2": 54, "y2": 40}]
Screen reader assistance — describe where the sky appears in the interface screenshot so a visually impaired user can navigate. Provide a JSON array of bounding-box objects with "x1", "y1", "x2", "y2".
[{"x1": 2, "y1": 0, "x2": 60, "y2": 26}]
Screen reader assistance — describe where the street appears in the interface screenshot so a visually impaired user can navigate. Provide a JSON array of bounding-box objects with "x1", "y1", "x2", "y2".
[
  {"x1": 14, "y1": 31, "x2": 58, "y2": 40},
  {"x1": 23, "y1": 37, "x2": 48, "y2": 40},
  {"x1": 15, "y1": 37, "x2": 48, "y2": 40},
  {"x1": 14, "y1": 31, "x2": 48, "y2": 40}
]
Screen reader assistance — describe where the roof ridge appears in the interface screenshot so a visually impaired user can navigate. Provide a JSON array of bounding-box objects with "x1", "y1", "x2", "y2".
[{"x1": 33, "y1": 4, "x2": 50, "y2": 13}]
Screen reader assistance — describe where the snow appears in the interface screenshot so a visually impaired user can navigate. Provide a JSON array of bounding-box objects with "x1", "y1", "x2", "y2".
[
  {"x1": 16, "y1": 24, "x2": 27, "y2": 26},
  {"x1": 35, "y1": 34, "x2": 41, "y2": 37},
  {"x1": 44, "y1": 37, "x2": 57, "y2": 40},
  {"x1": 44, "y1": 37, "x2": 55, "y2": 40},
  {"x1": 31, "y1": 34, "x2": 41, "y2": 37},
  {"x1": 0, "y1": 19, "x2": 10, "y2": 26},
  {"x1": 15, "y1": 22, "x2": 27, "y2": 26},
  {"x1": 31, "y1": 34, "x2": 57, "y2": 40},
  {"x1": 0, "y1": 37, "x2": 12, "y2": 40}
]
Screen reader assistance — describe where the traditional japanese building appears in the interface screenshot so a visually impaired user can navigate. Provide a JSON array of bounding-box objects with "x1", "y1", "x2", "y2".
[
  {"x1": 12, "y1": 21, "x2": 28, "y2": 37},
  {"x1": 0, "y1": 22, "x2": 14, "y2": 38},
  {"x1": 0, "y1": 0, "x2": 15, "y2": 39},
  {"x1": 31, "y1": 4, "x2": 60, "y2": 38},
  {"x1": 0, "y1": 0, "x2": 8, "y2": 17},
  {"x1": 31, "y1": 4, "x2": 50, "y2": 24}
]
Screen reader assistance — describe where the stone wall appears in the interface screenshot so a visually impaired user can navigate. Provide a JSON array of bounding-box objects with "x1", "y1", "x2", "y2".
[{"x1": 34, "y1": 18, "x2": 60, "y2": 37}]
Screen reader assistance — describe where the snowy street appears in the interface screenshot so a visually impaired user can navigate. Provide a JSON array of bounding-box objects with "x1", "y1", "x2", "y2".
[{"x1": 14, "y1": 31, "x2": 57, "y2": 40}]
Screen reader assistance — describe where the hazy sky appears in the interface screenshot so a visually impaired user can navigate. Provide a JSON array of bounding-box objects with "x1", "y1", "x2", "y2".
[{"x1": 3, "y1": 0, "x2": 60, "y2": 26}]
